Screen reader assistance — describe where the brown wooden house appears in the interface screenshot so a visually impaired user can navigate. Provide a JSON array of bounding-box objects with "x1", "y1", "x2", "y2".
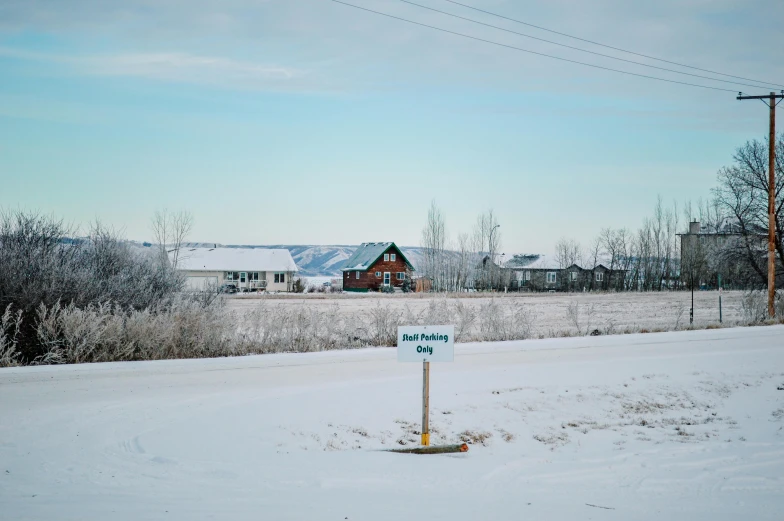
[{"x1": 341, "y1": 242, "x2": 415, "y2": 292}]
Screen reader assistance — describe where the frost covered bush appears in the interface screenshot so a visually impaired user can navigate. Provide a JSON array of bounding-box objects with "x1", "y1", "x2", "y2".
[
  {"x1": 478, "y1": 299, "x2": 535, "y2": 341},
  {"x1": 0, "y1": 304, "x2": 23, "y2": 367},
  {"x1": 0, "y1": 210, "x2": 183, "y2": 362},
  {"x1": 33, "y1": 298, "x2": 235, "y2": 364},
  {"x1": 740, "y1": 290, "x2": 784, "y2": 324},
  {"x1": 566, "y1": 301, "x2": 596, "y2": 336}
]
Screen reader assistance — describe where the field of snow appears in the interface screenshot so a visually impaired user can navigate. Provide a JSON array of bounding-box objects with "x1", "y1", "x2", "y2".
[
  {"x1": 230, "y1": 290, "x2": 747, "y2": 337},
  {"x1": 2, "y1": 325, "x2": 783, "y2": 520}
]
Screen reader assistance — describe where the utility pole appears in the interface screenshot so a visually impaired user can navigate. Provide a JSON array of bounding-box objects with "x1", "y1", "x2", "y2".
[{"x1": 737, "y1": 91, "x2": 784, "y2": 318}]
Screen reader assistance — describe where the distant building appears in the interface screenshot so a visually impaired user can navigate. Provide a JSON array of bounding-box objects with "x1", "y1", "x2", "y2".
[
  {"x1": 341, "y1": 242, "x2": 415, "y2": 292},
  {"x1": 678, "y1": 220, "x2": 741, "y2": 264},
  {"x1": 501, "y1": 254, "x2": 626, "y2": 292},
  {"x1": 172, "y1": 247, "x2": 298, "y2": 292},
  {"x1": 677, "y1": 220, "x2": 763, "y2": 289}
]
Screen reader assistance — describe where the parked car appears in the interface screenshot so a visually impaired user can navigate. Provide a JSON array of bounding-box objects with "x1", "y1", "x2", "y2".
[{"x1": 218, "y1": 283, "x2": 238, "y2": 294}]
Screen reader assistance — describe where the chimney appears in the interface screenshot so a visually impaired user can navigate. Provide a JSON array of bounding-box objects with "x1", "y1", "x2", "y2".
[{"x1": 689, "y1": 221, "x2": 701, "y2": 234}]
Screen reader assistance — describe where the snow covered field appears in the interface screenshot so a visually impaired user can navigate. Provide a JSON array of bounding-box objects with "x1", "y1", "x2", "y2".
[
  {"x1": 230, "y1": 290, "x2": 747, "y2": 337},
  {"x1": 2, "y1": 326, "x2": 783, "y2": 520}
]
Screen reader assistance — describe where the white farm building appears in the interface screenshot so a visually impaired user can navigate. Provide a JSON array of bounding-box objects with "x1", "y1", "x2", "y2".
[{"x1": 172, "y1": 247, "x2": 298, "y2": 292}]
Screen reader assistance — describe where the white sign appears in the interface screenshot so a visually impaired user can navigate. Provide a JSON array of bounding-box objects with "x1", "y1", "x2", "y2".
[{"x1": 397, "y1": 325, "x2": 454, "y2": 363}]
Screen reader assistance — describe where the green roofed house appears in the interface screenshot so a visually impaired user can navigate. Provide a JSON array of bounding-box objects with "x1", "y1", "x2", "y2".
[{"x1": 341, "y1": 242, "x2": 415, "y2": 292}]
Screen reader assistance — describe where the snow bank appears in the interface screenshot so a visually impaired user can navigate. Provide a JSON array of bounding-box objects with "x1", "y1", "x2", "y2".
[{"x1": 1, "y1": 326, "x2": 783, "y2": 520}]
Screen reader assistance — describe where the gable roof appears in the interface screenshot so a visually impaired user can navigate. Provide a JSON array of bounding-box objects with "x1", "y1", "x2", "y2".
[
  {"x1": 173, "y1": 247, "x2": 298, "y2": 272},
  {"x1": 502, "y1": 254, "x2": 561, "y2": 270},
  {"x1": 341, "y1": 242, "x2": 414, "y2": 272}
]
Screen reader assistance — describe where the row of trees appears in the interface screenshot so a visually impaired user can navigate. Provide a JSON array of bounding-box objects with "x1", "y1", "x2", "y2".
[
  {"x1": 553, "y1": 195, "x2": 681, "y2": 291},
  {"x1": 556, "y1": 132, "x2": 782, "y2": 292},
  {"x1": 419, "y1": 132, "x2": 781, "y2": 293},
  {"x1": 420, "y1": 201, "x2": 502, "y2": 291}
]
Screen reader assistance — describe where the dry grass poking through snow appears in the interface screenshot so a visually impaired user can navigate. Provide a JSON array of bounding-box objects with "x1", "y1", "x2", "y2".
[
  {"x1": 272, "y1": 369, "x2": 784, "y2": 454},
  {"x1": 3, "y1": 290, "x2": 782, "y2": 366}
]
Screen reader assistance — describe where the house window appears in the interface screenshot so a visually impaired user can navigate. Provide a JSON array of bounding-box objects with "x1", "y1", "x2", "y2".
[
  {"x1": 596, "y1": 272, "x2": 604, "y2": 282},
  {"x1": 384, "y1": 254, "x2": 389, "y2": 262},
  {"x1": 547, "y1": 272, "x2": 557, "y2": 283},
  {"x1": 397, "y1": 272, "x2": 405, "y2": 280},
  {"x1": 274, "y1": 273, "x2": 286, "y2": 284},
  {"x1": 249, "y1": 272, "x2": 259, "y2": 281},
  {"x1": 390, "y1": 253, "x2": 396, "y2": 262},
  {"x1": 226, "y1": 272, "x2": 240, "y2": 281},
  {"x1": 525, "y1": 271, "x2": 531, "y2": 281},
  {"x1": 356, "y1": 271, "x2": 360, "y2": 279},
  {"x1": 570, "y1": 272, "x2": 577, "y2": 281},
  {"x1": 384, "y1": 272, "x2": 391, "y2": 285},
  {"x1": 375, "y1": 271, "x2": 381, "y2": 278}
]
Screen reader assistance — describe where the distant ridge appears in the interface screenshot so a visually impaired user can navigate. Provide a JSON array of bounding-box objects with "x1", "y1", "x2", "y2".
[{"x1": 180, "y1": 244, "x2": 427, "y2": 277}]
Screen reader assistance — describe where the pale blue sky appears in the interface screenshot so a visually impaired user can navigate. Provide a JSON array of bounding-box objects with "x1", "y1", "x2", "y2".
[{"x1": 1, "y1": 0, "x2": 782, "y2": 253}]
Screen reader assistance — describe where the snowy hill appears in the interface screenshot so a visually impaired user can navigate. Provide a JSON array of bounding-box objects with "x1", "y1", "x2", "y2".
[{"x1": 181, "y1": 243, "x2": 427, "y2": 276}]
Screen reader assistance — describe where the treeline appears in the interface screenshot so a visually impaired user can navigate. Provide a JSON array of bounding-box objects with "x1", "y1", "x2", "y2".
[
  {"x1": 420, "y1": 202, "x2": 502, "y2": 292},
  {"x1": 557, "y1": 132, "x2": 782, "y2": 292}
]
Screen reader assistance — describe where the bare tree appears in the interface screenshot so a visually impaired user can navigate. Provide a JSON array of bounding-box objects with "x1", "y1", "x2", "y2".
[
  {"x1": 473, "y1": 210, "x2": 501, "y2": 290},
  {"x1": 421, "y1": 200, "x2": 448, "y2": 291},
  {"x1": 554, "y1": 238, "x2": 581, "y2": 269},
  {"x1": 713, "y1": 133, "x2": 783, "y2": 289},
  {"x1": 151, "y1": 209, "x2": 194, "y2": 269},
  {"x1": 585, "y1": 235, "x2": 603, "y2": 290}
]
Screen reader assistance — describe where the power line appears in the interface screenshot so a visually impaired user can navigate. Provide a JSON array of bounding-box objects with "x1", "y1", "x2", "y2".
[
  {"x1": 442, "y1": 0, "x2": 784, "y2": 90},
  {"x1": 329, "y1": 0, "x2": 738, "y2": 93},
  {"x1": 393, "y1": 0, "x2": 773, "y2": 90}
]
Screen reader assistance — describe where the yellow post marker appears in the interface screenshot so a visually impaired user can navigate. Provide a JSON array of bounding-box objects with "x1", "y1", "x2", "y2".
[{"x1": 422, "y1": 361, "x2": 430, "y2": 446}]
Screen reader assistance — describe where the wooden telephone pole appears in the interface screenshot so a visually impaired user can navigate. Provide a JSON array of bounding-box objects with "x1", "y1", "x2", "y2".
[{"x1": 737, "y1": 91, "x2": 783, "y2": 318}]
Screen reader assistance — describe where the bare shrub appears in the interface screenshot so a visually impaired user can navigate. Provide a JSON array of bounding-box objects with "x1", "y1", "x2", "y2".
[
  {"x1": 741, "y1": 290, "x2": 769, "y2": 324},
  {"x1": 0, "y1": 210, "x2": 183, "y2": 362},
  {"x1": 292, "y1": 277, "x2": 307, "y2": 294},
  {"x1": 566, "y1": 300, "x2": 596, "y2": 336},
  {"x1": 452, "y1": 300, "x2": 476, "y2": 342},
  {"x1": 741, "y1": 290, "x2": 784, "y2": 323},
  {"x1": 478, "y1": 299, "x2": 535, "y2": 341},
  {"x1": 32, "y1": 298, "x2": 236, "y2": 364},
  {"x1": 458, "y1": 429, "x2": 493, "y2": 446},
  {"x1": 673, "y1": 301, "x2": 686, "y2": 330},
  {"x1": 0, "y1": 304, "x2": 23, "y2": 367},
  {"x1": 367, "y1": 302, "x2": 402, "y2": 346}
]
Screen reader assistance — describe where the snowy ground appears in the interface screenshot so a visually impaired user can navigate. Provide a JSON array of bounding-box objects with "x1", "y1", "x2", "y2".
[
  {"x1": 229, "y1": 290, "x2": 747, "y2": 337},
  {"x1": 2, "y1": 326, "x2": 783, "y2": 520}
]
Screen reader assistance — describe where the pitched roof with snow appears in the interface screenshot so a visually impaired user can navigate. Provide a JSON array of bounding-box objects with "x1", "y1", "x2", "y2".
[
  {"x1": 501, "y1": 254, "x2": 562, "y2": 270},
  {"x1": 173, "y1": 247, "x2": 298, "y2": 272},
  {"x1": 340, "y1": 242, "x2": 414, "y2": 272}
]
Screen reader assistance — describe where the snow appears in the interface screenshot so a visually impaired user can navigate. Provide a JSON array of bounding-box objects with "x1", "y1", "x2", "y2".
[
  {"x1": 174, "y1": 247, "x2": 298, "y2": 272},
  {"x1": 2, "y1": 326, "x2": 783, "y2": 520},
  {"x1": 227, "y1": 290, "x2": 748, "y2": 336}
]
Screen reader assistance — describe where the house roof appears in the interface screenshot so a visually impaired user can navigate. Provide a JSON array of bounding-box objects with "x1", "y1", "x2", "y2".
[
  {"x1": 340, "y1": 242, "x2": 414, "y2": 272},
  {"x1": 501, "y1": 254, "x2": 561, "y2": 270},
  {"x1": 172, "y1": 247, "x2": 298, "y2": 272}
]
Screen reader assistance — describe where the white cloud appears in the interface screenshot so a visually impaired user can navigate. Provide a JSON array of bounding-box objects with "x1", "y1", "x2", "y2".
[{"x1": 0, "y1": 47, "x2": 305, "y2": 90}]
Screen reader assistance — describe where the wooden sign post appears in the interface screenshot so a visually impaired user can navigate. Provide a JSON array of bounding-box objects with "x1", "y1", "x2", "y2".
[
  {"x1": 398, "y1": 325, "x2": 454, "y2": 447},
  {"x1": 422, "y1": 361, "x2": 430, "y2": 446}
]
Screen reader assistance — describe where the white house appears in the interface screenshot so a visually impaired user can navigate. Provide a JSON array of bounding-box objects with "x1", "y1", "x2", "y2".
[{"x1": 172, "y1": 247, "x2": 298, "y2": 292}]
